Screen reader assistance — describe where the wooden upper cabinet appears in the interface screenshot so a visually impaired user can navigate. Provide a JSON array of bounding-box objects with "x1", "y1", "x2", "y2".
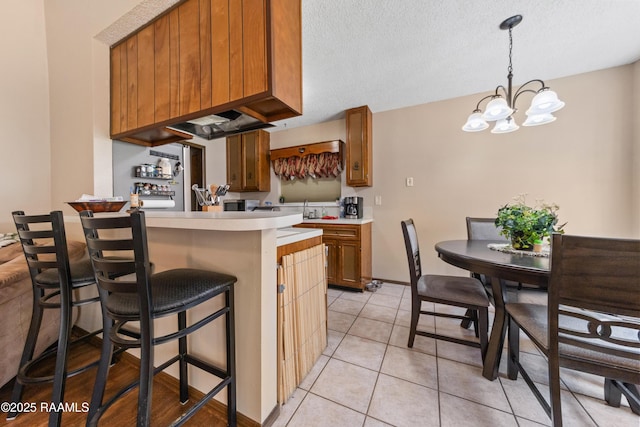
[
  {"x1": 226, "y1": 129, "x2": 270, "y2": 192},
  {"x1": 153, "y1": 13, "x2": 173, "y2": 123},
  {"x1": 110, "y1": 0, "x2": 302, "y2": 147},
  {"x1": 346, "y1": 105, "x2": 373, "y2": 187},
  {"x1": 137, "y1": 25, "x2": 155, "y2": 127},
  {"x1": 226, "y1": 134, "x2": 243, "y2": 191},
  {"x1": 211, "y1": 0, "x2": 231, "y2": 105},
  {"x1": 241, "y1": 0, "x2": 267, "y2": 98},
  {"x1": 126, "y1": 37, "x2": 138, "y2": 131},
  {"x1": 178, "y1": 0, "x2": 201, "y2": 116},
  {"x1": 110, "y1": 43, "x2": 125, "y2": 135}
]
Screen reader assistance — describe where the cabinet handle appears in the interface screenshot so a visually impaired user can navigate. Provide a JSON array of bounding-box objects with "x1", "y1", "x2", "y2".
[{"x1": 248, "y1": 172, "x2": 253, "y2": 179}]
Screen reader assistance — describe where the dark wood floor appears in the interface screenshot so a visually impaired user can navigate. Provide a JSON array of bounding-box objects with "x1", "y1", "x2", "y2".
[{"x1": 0, "y1": 336, "x2": 229, "y2": 426}]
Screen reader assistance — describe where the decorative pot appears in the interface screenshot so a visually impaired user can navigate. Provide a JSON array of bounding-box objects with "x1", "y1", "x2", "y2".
[{"x1": 510, "y1": 235, "x2": 534, "y2": 251}]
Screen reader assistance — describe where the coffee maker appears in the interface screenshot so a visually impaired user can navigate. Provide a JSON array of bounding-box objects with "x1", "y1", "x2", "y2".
[{"x1": 344, "y1": 196, "x2": 363, "y2": 219}]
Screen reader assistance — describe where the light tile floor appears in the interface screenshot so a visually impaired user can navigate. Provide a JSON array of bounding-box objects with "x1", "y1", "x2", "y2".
[{"x1": 272, "y1": 282, "x2": 639, "y2": 427}]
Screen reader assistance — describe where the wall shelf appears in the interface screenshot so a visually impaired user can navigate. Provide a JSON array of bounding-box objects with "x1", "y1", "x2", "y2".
[
  {"x1": 270, "y1": 140, "x2": 343, "y2": 161},
  {"x1": 139, "y1": 190, "x2": 175, "y2": 197}
]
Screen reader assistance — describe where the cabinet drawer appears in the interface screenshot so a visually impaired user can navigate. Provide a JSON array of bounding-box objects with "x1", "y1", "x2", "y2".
[{"x1": 300, "y1": 224, "x2": 360, "y2": 240}]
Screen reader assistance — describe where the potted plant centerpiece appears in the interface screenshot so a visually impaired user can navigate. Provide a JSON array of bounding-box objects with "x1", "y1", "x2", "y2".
[{"x1": 495, "y1": 195, "x2": 565, "y2": 250}]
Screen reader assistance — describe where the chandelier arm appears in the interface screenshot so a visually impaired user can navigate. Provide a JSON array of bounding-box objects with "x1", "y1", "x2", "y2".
[
  {"x1": 511, "y1": 79, "x2": 547, "y2": 110},
  {"x1": 512, "y1": 89, "x2": 538, "y2": 109},
  {"x1": 474, "y1": 94, "x2": 497, "y2": 111},
  {"x1": 513, "y1": 79, "x2": 546, "y2": 97},
  {"x1": 495, "y1": 85, "x2": 509, "y2": 98}
]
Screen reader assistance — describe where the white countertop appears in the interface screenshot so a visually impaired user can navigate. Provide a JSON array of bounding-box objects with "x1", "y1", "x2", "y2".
[
  {"x1": 302, "y1": 217, "x2": 373, "y2": 225},
  {"x1": 276, "y1": 227, "x2": 323, "y2": 246},
  {"x1": 65, "y1": 210, "x2": 303, "y2": 232}
]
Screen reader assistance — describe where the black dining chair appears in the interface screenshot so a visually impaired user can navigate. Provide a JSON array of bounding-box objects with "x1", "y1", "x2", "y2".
[
  {"x1": 80, "y1": 210, "x2": 237, "y2": 426},
  {"x1": 506, "y1": 233, "x2": 640, "y2": 426},
  {"x1": 9, "y1": 211, "x2": 102, "y2": 427},
  {"x1": 401, "y1": 219, "x2": 489, "y2": 360},
  {"x1": 465, "y1": 217, "x2": 522, "y2": 288}
]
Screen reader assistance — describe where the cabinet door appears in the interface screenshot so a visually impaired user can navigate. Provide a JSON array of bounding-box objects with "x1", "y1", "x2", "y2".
[
  {"x1": 243, "y1": 131, "x2": 259, "y2": 190},
  {"x1": 137, "y1": 25, "x2": 155, "y2": 127},
  {"x1": 346, "y1": 105, "x2": 373, "y2": 187},
  {"x1": 126, "y1": 36, "x2": 138, "y2": 131},
  {"x1": 110, "y1": 42, "x2": 127, "y2": 135},
  {"x1": 323, "y1": 238, "x2": 338, "y2": 285},
  {"x1": 211, "y1": 0, "x2": 231, "y2": 105},
  {"x1": 226, "y1": 135, "x2": 243, "y2": 191},
  {"x1": 338, "y1": 241, "x2": 361, "y2": 287},
  {"x1": 177, "y1": 0, "x2": 201, "y2": 116},
  {"x1": 242, "y1": 0, "x2": 267, "y2": 97},
  {"x1": 153, "y1": 12, "x2": 177, "y2": 123}
]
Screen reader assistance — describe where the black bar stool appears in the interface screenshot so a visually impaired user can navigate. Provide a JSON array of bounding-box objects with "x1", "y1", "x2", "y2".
[
  {"x1": 9, "y1": 210, "x2": 103, "y2": 427},
  {"x1": 79, "y1": 210, "x2": 237, "y2": 427}
]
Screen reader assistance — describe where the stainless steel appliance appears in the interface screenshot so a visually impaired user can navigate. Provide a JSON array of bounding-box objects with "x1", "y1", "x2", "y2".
[
  {"x1": 344, "y1": 196, "x2": 363, "y2": 219},
  {"x1": 223, "y1": 199, "x2": 260, "y2": 211},
  {"x1": 166, "y1": 110, "x2": 273, "y2": 140}
]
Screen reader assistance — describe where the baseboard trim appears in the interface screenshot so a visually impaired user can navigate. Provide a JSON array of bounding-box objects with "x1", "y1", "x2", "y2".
[
  {"x1": 371, "y1": 277, "x2": 409, "y2": 286},
  {"x1": 73, "y1": 326, "x2": 262, "y2": 427}
]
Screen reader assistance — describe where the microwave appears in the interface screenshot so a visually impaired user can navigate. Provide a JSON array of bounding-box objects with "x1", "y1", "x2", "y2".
[{"x1": 223, "y1": 199, "x2": 259, "y2": 211}]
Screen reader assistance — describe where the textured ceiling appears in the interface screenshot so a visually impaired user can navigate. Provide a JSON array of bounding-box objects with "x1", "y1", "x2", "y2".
[
  {"x1": 95, "y1": 0, "x2": 182, "y2": 46},
  {"x1": 97, "y1": 0, "x2": 640, "y2": 131}
]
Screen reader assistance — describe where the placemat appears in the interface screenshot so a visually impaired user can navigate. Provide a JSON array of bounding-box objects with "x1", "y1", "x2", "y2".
[{"x1": 488, "y1": 243, "x2": 550, "y2": 258}]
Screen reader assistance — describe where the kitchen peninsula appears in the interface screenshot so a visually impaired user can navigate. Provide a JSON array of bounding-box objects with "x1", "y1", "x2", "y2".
[{"x1": 66, "y1": 210, "x2": 310, "y2": 425}]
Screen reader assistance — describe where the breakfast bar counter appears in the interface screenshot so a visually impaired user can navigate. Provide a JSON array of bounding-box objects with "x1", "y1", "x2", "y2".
[{"x1": 65, "y1": 210, "x2": 304, "y2": 425}]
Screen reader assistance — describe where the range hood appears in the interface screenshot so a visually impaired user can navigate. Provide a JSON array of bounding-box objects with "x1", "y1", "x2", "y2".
[{"x1": 166, "y1": 110, "x2": 273, "y2": 140}]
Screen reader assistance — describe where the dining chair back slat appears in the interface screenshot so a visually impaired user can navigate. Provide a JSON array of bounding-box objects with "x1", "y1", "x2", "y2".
[
  {"x1": 466, "y1": 217, "x2": 507, "y2": 241},
  {"x1": 551, "y1": 235, "x2": 640, "y2": 317}
]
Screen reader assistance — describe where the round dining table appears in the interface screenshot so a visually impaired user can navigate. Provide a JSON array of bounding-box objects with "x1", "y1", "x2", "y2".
[{"x1": 434, "y1": 240, "x2": 550, "y2": 380}]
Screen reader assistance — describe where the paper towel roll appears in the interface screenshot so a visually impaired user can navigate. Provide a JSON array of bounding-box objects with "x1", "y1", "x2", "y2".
[{"x1": 140, "y1": 199, "x2": 176, "y2": 209}]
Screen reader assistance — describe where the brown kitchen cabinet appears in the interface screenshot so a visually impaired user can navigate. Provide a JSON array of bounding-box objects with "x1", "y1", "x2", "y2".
[
  {"x1": 296, "y1": 222, "x2": 372, "y2": 291},
  {"x1": 110, "y1": 0, "x2": 302, "y2": 146},
  {"x1": 226, "y1": 129, "x2": 270, "y2": 192},
  {"x1": 345, "y1": 105, "x2": 373, "y2": 187}
]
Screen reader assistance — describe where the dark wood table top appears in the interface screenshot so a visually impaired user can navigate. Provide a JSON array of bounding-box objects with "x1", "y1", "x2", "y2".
[{"x1": 435, "y1": 240, "x2": 550, "y2": 287}]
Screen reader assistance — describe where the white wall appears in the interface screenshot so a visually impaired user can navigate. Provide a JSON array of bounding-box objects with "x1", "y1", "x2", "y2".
[
  {"x1": 271, "y1": 65, "x2": 639, "y2": 282},
  {"x1": 0, "y1": 0, "x2": 51, "y2": 230},
  {"x1": 0, "y1": 0, "x2": 142, "y2": 230},
  {"x1": 45, "y1": 0, "x2": 142, "y2": 210}
]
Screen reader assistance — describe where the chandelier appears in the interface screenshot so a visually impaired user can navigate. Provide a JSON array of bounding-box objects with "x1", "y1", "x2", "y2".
[{"x1": 462, "y1": 15, "x2": 565, "y2": 134}]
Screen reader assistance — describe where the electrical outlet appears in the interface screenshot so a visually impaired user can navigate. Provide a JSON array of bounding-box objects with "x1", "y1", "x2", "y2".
[
  {"x1": 375, "y1": 196, "x2": 382, "y2": 205},
  {"x1": 406, "y1": 177, "x2": 414, "y2": 187}
]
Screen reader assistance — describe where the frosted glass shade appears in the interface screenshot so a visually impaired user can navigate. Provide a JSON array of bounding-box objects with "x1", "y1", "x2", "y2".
[
  {"x1": 526, "y1": 90, "x2": 565, "y2": 115},
  {"x1": 522, "y1": 113, "x2": 556, "y2": 127},
  {"x1": 462, "y1": 112, "x2": 489, "y2": 132},
  {"x1": 482, "y1": 97, "x2": 513, "y2": 121},
  {"x1": 491, "y1": 117, "x2": 519, "y2": 134}
]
